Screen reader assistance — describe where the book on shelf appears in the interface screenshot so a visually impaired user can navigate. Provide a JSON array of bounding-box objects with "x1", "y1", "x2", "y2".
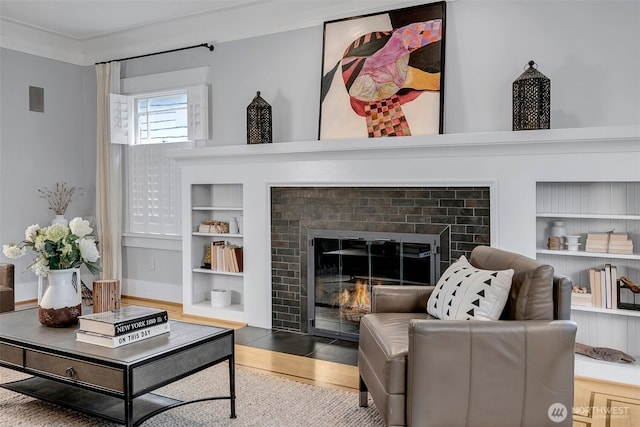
[
  {"x1": 587, "y1": 265, "x2": 619, "y2": 309},
  {"x1": 210, "y1": 241, "x2": 243, "y2": 273},
  {"x1": 571, "y1": 292, "x2": 593, "y2": 307},
  {"x1": 585, "y1": 232, "x2": 634, "y2": 254},
  {"x1": 78, "y1": 305, "x2": 169, "y2": 336},
  {"x1": 76, "y1": 322, "x2": 170, "y2": 348}
]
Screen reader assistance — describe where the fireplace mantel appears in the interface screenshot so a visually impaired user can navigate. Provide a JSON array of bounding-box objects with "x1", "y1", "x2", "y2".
[
  {"x1": 168, "y1": 125, "x2": 639, "y2": 164},
  {"x1": 170, "y1": 125, "x2": 639, "y2": 386}
]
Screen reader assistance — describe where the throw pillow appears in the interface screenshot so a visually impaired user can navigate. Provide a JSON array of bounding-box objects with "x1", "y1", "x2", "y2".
[{"x1": 427, "y1": 256, "x2": 514, "y2": 320}]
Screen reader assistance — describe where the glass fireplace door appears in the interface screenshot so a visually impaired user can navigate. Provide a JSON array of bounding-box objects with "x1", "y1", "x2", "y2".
[
  {"x1": 308, "y1": 230, "x2": 442, "y2": 341},
  {"x1": 310, "y1": 237, "x2": 385, "y2": 340}
]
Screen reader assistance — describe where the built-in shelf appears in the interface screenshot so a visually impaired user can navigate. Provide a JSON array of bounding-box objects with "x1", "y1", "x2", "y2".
[
  {"x1": 571, "y1": 305, "x2": 640, "y2": 318},
  {"x1": 536, "y1": 181, "x2": 640, "y2": 361},
  {"x1": 536, "y1": 249, "x2": 640, "y2": 261},
  {"x1": 193, "y1": 206, "x2": 243, "y2": 211},
  {"x1": 192, "y1": 268, "x2": 243, "y2": 277},
  {"x1": 537, "y1": 213, "x2": 640, "y2": 221},
  {"x1": 193, "y1": 232, "x2": 243, "y2": 238},
  {"x1": 183, "y1": 183, "x2": 245, "y2": 323}
]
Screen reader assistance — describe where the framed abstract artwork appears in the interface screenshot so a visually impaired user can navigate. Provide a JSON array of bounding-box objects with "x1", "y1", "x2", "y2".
[{"x1": 319, "y1": 1, "x2": 446, "y2": 140}]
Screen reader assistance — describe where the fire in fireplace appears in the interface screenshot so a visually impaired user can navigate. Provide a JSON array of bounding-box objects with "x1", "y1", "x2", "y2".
[{"x1": 308, "y1": 229, "x2": 448, "y2": 341}]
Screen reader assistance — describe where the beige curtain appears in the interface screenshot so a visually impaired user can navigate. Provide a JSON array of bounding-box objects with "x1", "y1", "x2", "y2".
[{"x1": 95, "y1": 63, "x2": 122, "y2": 281}]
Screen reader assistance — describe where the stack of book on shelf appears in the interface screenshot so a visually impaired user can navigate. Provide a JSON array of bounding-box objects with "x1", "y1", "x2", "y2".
[
  {"x1": 585, "y1": 233, "x2": 609, "y2": 253},
  {"x1": 585, "y1": 233, "x2": 634, "y2": 254},
  {"x1": 76, "y1": 306, "x2": 170, "y2": 348},
  {"x1": 210, "y1": 241, "x2": 243, "y2": 273},
  {"x1": 588, "y1": 264, "x2": 618, "y2": 309},
  {"x1": 608, "y1": 233, "x2": 633, "y2": 254}
]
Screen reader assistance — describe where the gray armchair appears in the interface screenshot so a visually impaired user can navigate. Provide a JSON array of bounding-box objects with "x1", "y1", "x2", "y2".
[
  {"x1": 358, "y1": 246, "x2": 576, "y2": 426},
  {"x1": 0, "y1": 263, "x2": 15, "y2": 313}
]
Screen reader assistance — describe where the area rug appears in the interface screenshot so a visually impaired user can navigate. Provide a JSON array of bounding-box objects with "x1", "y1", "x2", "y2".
[{"x1": 0, "y1": 364, "x2": 384, "y2": 426}]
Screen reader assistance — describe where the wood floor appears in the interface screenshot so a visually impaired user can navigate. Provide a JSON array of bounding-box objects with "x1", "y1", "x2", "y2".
[{"x1": 18, "y1": 296, "x2": 640, "y2": 425}]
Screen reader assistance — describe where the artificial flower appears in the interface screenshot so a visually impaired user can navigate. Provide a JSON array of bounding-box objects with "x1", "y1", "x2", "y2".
[
  {"x1": 2, "y1": 217, "x2": 102, "y2": 276},
  {"x1": 69, "y1": 217, "x2": 92, "y2": 238}
]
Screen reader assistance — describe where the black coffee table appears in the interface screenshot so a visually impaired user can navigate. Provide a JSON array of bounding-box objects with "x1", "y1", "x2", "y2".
[{"x1": 0, "y1": 308, "x2": 235, "y2": 426}]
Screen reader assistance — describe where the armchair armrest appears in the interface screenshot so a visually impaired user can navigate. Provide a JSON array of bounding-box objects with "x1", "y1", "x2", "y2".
[
  {"x1": 407, "y1": 319, "x2": 577, "y2": 427},
  {"x1": 371, "y1": 285, "x2": 434, "y2": 313}
]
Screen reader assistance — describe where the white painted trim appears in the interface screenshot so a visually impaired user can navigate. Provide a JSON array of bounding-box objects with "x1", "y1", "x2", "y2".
[
  {"x1": 122, "y1": 233, "x2": 181, "y2": 251},
  {"x1": 121, "y1": 67, "x2": 210, "y2": 94}
]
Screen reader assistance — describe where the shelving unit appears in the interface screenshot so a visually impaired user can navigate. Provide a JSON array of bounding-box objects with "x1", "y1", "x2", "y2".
[
  {"x1": 183, "y1": 183, "x2": 245, "y2": 322},
  {"x1": 536, "y1": 181, "x2": 640, "y2": 356}
]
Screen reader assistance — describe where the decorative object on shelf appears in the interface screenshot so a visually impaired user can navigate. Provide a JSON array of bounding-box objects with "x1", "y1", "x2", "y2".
[
  {"x1": 547, "y1": 220, "x2": 566, "y2": 250},
  {"x1": 229, "y1": 217, "x2": 239, "y2": 234},
  {"x1": 319, "y1": 2, "x2": 446, "y2": 140},
  {"x1": 37, "y1": 181, "x2": 81, "y2": 226},
  {"x1": 566, "y1": 235, "x2": 581, "y2": 251},
  {"x1": 203, "y1": 245, "x2": 212, "y2": 269},
  {"x1": 618, "y1": 276, "x2": 640, "y2": 311},
  {"x1": 575, "y1": 342, "x2": 636, "y2": 363},
  {"x1": 512, "y1": 60, "x2": 550, "y2": 131},
  {"x1": 247, "y1": 91, "x2": 272, "y2": 144},
  {"x1": 571, "y1": 286, "x2": 592, "y2": 307},
  {"x1": 211, "y1": 289, "x2": 231, "y2": 307},
  {"x1": 2, "y1": 217, "x2": 102, "y2": 327},
  {"x1": 199, "y1": 220, "x2": 229, "y2": 234},
  {"x1": 585, "y1": 231, "x2": 633, "y2": 254}
]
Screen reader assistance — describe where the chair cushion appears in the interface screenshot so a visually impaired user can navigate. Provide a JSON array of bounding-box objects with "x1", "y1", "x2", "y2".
[
  {"x1": 427, "y1": 256, "x2": 514, "y2": 320},
  {"x1": 359, "y1": 312, "x2": 429, "y2": 394}
]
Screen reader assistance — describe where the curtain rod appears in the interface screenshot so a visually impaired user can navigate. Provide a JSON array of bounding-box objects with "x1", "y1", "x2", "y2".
[{"x1": 95, "y1": 42, "x2": 214, "y2": 65}]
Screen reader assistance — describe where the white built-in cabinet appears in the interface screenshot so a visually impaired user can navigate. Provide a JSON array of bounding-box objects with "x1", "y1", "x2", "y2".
[
  {"x1": 535, "y1": 182, "x2": 640, "y2": 357},
  {"x1": 182, "y1": 183, "x2": 245, "y2": 322}
]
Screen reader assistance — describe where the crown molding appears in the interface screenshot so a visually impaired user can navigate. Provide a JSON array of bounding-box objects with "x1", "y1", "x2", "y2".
[{"x1": 1, "y1": 0, "x2": 433, "y2": 66}]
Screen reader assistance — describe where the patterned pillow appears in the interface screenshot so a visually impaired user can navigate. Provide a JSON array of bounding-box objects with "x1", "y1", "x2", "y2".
[{"x1": 427, "y1": 256, "x2": 514, "y2": 320}]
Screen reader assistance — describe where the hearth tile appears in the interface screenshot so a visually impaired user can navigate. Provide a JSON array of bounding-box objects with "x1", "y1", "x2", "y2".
[
  {"x1": 308, "y1": 340, "x2": 358, "y2": 366},
  {"x1": 234, "y1": 326, "x2": 276, "y2": 345},
  {"x1": 245, "y1": 331, "x2": 333, "y2": 356}
]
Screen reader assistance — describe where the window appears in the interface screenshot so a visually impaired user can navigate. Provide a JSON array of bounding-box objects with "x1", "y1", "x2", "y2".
[
  {"x1": 111, "y1": 84, "x2": 209, "y2": 236},
  {"x1": 137, "y1": 91, "x2": 188, "y2": 144}
]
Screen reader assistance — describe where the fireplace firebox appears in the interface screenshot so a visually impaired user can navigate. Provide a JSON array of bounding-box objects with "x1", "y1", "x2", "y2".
[{"x1": 308, "y1": 229, "x2": 448, "y2": 341}]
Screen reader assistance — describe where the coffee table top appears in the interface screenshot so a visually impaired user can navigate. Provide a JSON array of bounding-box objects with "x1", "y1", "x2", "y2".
[{"x1": 0, "y1": 308, "x2": 232, "y2": 365}]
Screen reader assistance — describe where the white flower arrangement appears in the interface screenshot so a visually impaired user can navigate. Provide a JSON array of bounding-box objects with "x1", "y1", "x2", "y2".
[{"x1": 2, "y1": 217, "x2": 101, "y2": 276}]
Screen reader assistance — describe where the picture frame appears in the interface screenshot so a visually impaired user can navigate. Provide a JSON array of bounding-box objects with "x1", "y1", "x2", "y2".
[{"x1": 319, "y1": 1, "x2": 446, "y2": 140}]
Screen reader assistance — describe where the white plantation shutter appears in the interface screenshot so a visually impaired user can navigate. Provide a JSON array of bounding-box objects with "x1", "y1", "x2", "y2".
[
  {"x1": 187, "y1": 85, "x2": 209, "y2": 141},
  {"x1": 127, "y1": 144, "x2": 182, "y2": 235},
  {"x1": 109, "y1": 94, "x2": 134, "y2": 145}
]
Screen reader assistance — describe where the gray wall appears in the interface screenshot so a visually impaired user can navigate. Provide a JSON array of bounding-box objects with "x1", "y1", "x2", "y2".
[
  {"x1": 2, "y1": 1, "x2": 639, "y2": 303},
  {"x1": 0, "y1": 49, "x2": 96, "y2": 301}
]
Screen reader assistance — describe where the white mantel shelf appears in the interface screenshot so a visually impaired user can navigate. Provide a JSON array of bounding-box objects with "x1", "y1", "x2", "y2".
[{"x1": 167, "y1": 126, "x2": 640, "y2": 164}]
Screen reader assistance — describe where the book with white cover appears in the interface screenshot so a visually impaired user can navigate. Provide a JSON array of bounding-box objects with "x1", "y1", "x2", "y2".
[
  {"x1": 78, "y1": 305, "x2": 168, "y2": 336},
  {"x1": 76, "y1": 322, "x2": 170, "y2": 348}
]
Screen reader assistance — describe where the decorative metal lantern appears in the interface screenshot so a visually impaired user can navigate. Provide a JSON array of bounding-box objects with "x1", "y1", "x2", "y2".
[
  {"x1": 512, "y1": 60, "x2": 550, "y2": 131},
  {"x1": 247, "y1": 91, "x2": 272, "y2": 144}
]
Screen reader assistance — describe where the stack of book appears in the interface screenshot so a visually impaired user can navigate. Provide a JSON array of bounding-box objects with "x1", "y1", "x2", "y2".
[
  {"x1": 608, "y1": 233, "x2": 633, "y2": 254},
  {"x1": 585, "y1": 233, "x2": 634, "y2": 254},
  {"x1": 585, "y1": 233, "x2": 609, "y2": 253},
  {"x1": 210, "y1": 241, "x2": 243, "y2": 273},
  {"x1": 76, "y1": 306, "x2": 170, "y2": 348},
  {"x1": 588, "y1": 264, "x2": 618, "y2": 309}
]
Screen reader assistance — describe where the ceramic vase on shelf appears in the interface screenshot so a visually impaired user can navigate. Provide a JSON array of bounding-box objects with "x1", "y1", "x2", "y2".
[
  {"x1": 229, "y1": 217, "x2": 240, "y2": 235},
  {"x1": 550, "y1": 221, "x2": 567, "y2": 240},
  {"x1": 38, "y1": 268, "x2": 82, "y2": 327},
  {"x1": 51, "y1": 215, "x2": 68, "y2": 226}
]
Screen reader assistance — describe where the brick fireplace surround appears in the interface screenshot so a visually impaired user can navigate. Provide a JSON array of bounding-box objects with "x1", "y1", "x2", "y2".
[{"x1": 270, "y1": 186, "x2": 490, "y2": 333}]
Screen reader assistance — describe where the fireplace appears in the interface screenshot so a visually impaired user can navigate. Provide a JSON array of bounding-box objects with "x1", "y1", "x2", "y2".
[
  {"x1": 308, "y1": 230, "x2": 447, "y2": 341},
  {"x1": 271, "y1": 186, "x2": 490, "y2": 336}
]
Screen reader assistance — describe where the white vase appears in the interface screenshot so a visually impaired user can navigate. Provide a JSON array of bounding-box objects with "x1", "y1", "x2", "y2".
[
  {"x1": 52, "y1": 215, "x2": 68, "y2": 226},
  {"x1": 38, "y1": 268, "x2": 82, "y2": 327},
  {"x1": 229, "y1": 217, "x2": 239, "y2": 234}
]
